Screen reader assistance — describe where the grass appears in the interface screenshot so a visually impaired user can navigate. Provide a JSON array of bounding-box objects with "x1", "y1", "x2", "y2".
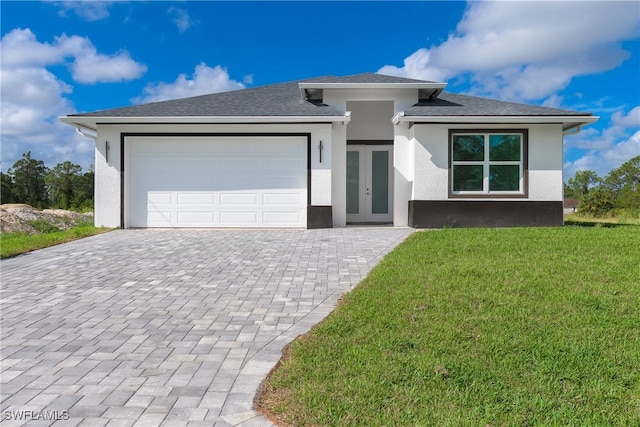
[
  {"x1": 258, "y1": 226, "x2": 640, "y2": 426},
  {"x1": 565, "y1": 208, "x2": 640, "y2": 227},
  {"x1": 565, "y1": 215, "x2": 640, "y2": 227},
  {"x1": 1, "y1": 222, "x2": 112, "y2": 259}
]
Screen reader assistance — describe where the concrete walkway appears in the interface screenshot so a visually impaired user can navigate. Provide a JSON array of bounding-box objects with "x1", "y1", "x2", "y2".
[{"x1": 1, "y1": 228, "x2": 412, "y2": 426}]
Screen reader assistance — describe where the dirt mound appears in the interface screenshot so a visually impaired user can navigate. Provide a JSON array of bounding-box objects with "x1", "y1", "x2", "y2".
[{"x1": 0, "y1": 204, "x2": 94, "y2": 234}]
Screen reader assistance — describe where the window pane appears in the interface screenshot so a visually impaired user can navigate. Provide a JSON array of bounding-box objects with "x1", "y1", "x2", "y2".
[
  {"x1": 453, "y1": 135, "x2": 484, "y2": 161},
  {"x1": 371, "y1": 151, "x2": 389, "y2": 214},
  {"x1": 490, "y1": 165, "x2": 520, "y2": 191},
  {"x1": 346, "y1": 151, "x2": 359, "y2": 214},
  {"x1": 453, "y1": 165, "x2": 483, "y2": 191},
  {"x1": 489, "y1": 135, "x2": 521, "y2": 161}
]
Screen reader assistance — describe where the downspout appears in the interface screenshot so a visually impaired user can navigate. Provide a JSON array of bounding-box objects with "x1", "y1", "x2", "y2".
[
  {"x1": 392, "y1": 111, "x2": 405, "y2": 125},
  {"x1": 562, "y1": 123, "x2": 584, "y2": 136},
  {"x1": 75, "y1": 125, "x2": 97, "y2": 140}
]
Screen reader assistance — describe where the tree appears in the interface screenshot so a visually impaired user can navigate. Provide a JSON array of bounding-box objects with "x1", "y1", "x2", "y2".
[
  {"x1": 578, "y1": 186, "x2": 615, "y2": 215},
  {"x1": 8, "y1": 152, "x2": 49, "y2": 208},
  {"x1": 604, "y1": 155, "x2": 640, "y2": 209},
  {"x1": 564, "y1": 182, "x2": 577, "y2": 199},
  {"x1": 72, "y1": 165, "x2": 94, "y2": 210},
  {"x1": 47, "y1": 161, "x2": 82, "y2": 209},
  {"x1": 1, "y1": 172, "x2": 16, "y2": 204},
  {"x1": 567, "y1": 169, "x2": 602, "y2": 198}
]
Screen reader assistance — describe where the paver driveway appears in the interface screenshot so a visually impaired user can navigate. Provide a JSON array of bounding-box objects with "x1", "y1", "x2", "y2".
[{"x1": 1, "y1": 228, "x2": 412, "y2": 426}]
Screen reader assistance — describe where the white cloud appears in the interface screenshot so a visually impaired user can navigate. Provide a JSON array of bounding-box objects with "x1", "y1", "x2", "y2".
[
  {"x1": 168, "y1": 7, "x2": 195, "y2": 33},
  {"x1": 71, "y1": 50, "x2": 148, "y2": 84},
  {"x1": 378, "y1": 1, "x2": 639, "y2": 181},
  {"x1": 1, "y1": 29, "x2": 147, "y2": 84},
  {"x1": 564, "y1": 131, "x2": 639, "y2": 180},
  {"x1": 0, "y1": 28, "x2": 146, "y2": 171},
  {"x1": 136, "y1": 63, "x2": 245, "y2": 103},
  {"x1": 564, "y1": 106, "x2": 640, "y2": 179},
  {"x1": 379, "y1": 1, "x2": 639, "y2": 102},
  {"x1": 55, "y1": 1, "x2": 114, "y2": 21},
  {"x1": 612, "y1": 106, "x2": 640, "y2": 128}
]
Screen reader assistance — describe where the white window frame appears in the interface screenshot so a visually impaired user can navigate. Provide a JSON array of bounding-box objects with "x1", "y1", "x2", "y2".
[{"x1": 449, "y1": 129, "x2": 528, "y2": 198}]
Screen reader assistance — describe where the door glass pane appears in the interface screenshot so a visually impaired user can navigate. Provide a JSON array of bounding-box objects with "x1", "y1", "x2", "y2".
[
  {"x1": 490, "y1": 165, "x2": 520, "y2": 191},
  {"x1": 346, "y1": 151, "x2": 359, "y2": 214},
  {"x1": 371, "y1": 151, "x2": 389, "y2": 214},
  {"x1": 453, "y1": 165, "x2": 483, "y2": 191}
]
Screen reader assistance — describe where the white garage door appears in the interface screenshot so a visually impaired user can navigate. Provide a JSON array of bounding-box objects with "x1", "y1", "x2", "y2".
[{"x1": 127, "y1": 136, "x2": 307, "y2": 228}]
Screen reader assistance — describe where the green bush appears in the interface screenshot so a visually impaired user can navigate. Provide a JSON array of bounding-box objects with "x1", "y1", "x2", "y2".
[
  {"x1": 27, "y1": 219, "x2": 60, "y2": 234},
  {"x1": 578, "y1": 187, "x2": 615, "y2": 215},
  {"x1": 615, "y1": 208, "x2": 640, "y2": 221}
]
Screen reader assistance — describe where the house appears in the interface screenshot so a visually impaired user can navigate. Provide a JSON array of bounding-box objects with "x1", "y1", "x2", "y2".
[
  {"x1": 61, "y1": 73, "x2": 597, "y2": 229},
  {"x1": 564, "y1": 198, "x2": 579, "y2": 214}
]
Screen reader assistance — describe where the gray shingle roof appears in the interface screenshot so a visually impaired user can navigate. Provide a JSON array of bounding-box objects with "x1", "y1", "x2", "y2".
[
  {"x1": 71, "y1": 79, "x2": 344, "y2": 117},
  {"x1": 304, "y1": 73, "x2": 438, "y2": 84},
  {"x1": 68, "y1": 73, "x2": 591, "y2": 118},
  {"x1": 405, "y1": 92, "x2": 590, "y2": 116}
]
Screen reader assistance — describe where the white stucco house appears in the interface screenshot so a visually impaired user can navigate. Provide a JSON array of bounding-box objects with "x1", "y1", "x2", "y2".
[{"x1": 61, "y1": 73, "x2": 597, "y2": 229}]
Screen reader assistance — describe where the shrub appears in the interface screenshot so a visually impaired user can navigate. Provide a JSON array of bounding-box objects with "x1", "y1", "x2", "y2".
[
  {"x1": 578, "y1": 187, "x2": 615, "y2": 215},
  {"x1": 27, "y1": 219, "x2": 60, "y2": 234}
]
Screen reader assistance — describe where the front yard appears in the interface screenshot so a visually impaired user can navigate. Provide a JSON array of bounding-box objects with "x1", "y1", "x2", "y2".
[
  {"x1": 1, "y1": 224, "x2": 111, "y2": 258},
  {"x1": 258, "y1": 226, "x2": 640, "y2": 426}
]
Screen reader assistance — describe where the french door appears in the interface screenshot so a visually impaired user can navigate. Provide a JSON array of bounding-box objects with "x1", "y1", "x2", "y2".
[{"x1": 346, "y1": 145, "x2": 393, "y2": 223}]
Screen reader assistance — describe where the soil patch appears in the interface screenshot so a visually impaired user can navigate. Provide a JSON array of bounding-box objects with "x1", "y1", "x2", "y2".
[{"x1": 0, "y1": 204, "x2": 93, "y2": 234}]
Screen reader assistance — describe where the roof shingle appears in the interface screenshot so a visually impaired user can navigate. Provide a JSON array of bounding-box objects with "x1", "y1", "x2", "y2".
[
  {"x1": 405, "y1": 92, "x2": 590, "y2": 116},
  {"x1": 68, "y1": 73, "x2": 591, "y2": 118}
]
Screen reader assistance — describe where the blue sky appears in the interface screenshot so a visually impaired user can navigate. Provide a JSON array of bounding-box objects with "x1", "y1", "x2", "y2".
[{"x1": 1, "y1": 1, "x2": 639, "y2": 180}]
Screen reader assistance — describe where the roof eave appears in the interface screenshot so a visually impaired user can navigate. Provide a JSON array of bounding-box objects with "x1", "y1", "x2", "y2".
[
  {"x1": 393, "y1": 114, "x2": 599, "y2": 130},
  {"x1": 298, "y1": 82, "x2": 447, "y2": 99},
  {"x1": 60, "y1": 114, "x2": 351, "y2": 130}
]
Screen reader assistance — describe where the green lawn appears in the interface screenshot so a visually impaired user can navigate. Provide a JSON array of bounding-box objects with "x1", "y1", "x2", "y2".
[
  {"x1": 565, "y1": 215, "x2": 640, "y2": 227},
  {"x1": 258, "y1": 226, "x2": 640, "y2": 426},
  {"x1": 1, "y1": 224, "x2": 112, "y2": 259}
]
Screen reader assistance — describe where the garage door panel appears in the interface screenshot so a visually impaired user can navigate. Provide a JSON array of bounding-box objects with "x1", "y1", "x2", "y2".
[
  {"x1": 177, "y1": 211, "x2": 215, "y2": 224},
  {"x1": 263, "y1": 211, "x2": 304, "y2": 225},
  {"x1": 128, "y1": 136, "x2": 307, "y2": 228},
  {"x1": 220, "y1": 193, "x2": 258, "y2": 205},
  {"x1": 147, "y1": 211, "x2": 174, "y2": 227},
  {"x1": 177, "y1": 193, "x2": 215, "y2": 205},
  {"x1": 220, "y1": 211, "x2": 258, "y2": 225},
  {"x1": 262, "y1": 193, "x2": 303, "y2": 205},
  {"x1": 148, "y1": 193, "x2": 173, "y2": 204}
]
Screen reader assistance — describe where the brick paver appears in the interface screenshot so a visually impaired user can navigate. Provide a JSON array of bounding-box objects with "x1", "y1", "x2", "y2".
[{"x1": 1, "y1": 228, "x2": 412, "y2": 426}]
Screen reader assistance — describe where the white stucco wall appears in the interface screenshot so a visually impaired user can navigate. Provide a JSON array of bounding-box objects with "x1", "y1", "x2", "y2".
[
  {"x1": 331, "y1": 122, "x2": 347, "y2": 227},
  {"x1": 323, "y1": 90, "x2": 419, "y2": 226},
  {"x1": 94, "y1": 123, "x2": 334, "y2": 228},
  {"x1": 94, "y1": 126, "x2": 123, "y2": 228},
  {"x1": 411, "y1": 123, "x2": 565, "y2": 201},
  {"x1": 527, "y1": 124, "x2": 564, "y2": 200},
  {"x1": 393, "y1": 122, "x2": 413, "y2": 226},
  {"x1": 346, "y1": 101, "x2": 394, "y2": 140}
]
